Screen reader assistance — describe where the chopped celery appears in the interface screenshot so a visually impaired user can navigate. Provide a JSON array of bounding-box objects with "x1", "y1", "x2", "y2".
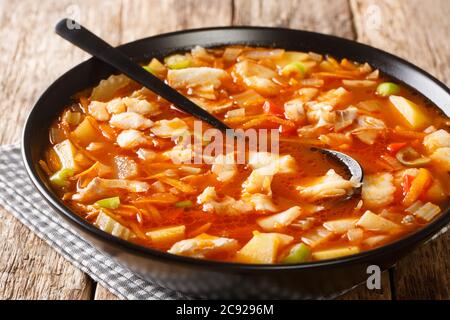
[
  {"x1": 376, "y1": 82, "x2": 400, "y2": 97},
  {"x1": 164, "y1": 54, "x2": 191, "y2": 69},
  {"x1": 175, "y1": 200, "x2": 193, "y2": 208},
  {"x1": 49, "y1": 168, "x2": 74, "y2": 187},
  {"x1": 282, "y1": 243, "x2": 311, "y2": 264},
  {"x1": 143, "y1": 65, "x2": 155, "y2": 75},
  {"x1": 96, "y1": 196, "x2": 121, "y2": 209},
  {"x1": 281, "y1": 62, "x2": 306, "y2": 77}
]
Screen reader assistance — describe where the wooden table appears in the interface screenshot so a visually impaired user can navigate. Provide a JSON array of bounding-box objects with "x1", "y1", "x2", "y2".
[{"x1": 0, "y1": 0, "x2": 448, "y2": 300}]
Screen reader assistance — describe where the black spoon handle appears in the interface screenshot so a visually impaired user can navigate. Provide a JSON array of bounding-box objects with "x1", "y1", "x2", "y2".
[{"x1": 55, "y1": 18, "x2": 230, "y2": 132}]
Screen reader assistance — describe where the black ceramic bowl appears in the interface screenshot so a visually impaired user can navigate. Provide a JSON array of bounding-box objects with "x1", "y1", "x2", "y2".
[{"x1": 22, "y1": 27, "x2": 450, "y2": 299}]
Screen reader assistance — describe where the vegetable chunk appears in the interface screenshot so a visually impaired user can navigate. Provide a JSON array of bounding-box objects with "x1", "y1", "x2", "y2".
[
  {"x1": 362, "y1": 172, "x2": 396, "y2": 208},
  {"x1": 235, "y1": 231, "x2": 293, "y2": 264}
]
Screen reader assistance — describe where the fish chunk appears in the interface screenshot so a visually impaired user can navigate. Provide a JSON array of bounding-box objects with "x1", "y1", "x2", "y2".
[
  {"x1": 284, "y1": 98, "x2": 306, "y2": 122},
  {"x1": 88, "y1": 101, "x2": 110, "y2": 121},
  {"x1": 423, "y1": 129, "x2": 450, "y2": 153},
  {"x1": 72, "y1": 177, "x2": 149, "y2": 202},
  {"x1": 150, "y1": 118, "x2": 189, "y2": 139},
  {"x1": 362, "y1": 172, "x2": 396, "y2": 208},
  {"x1": 168, "y1": 234, "x2": 239, "y2": 258},
  {"x1": 116, "y1": 129, "x2": 148, "y2": 149},
  {"x1": 122, "y1": 97, "x2": 160, "y2": 116},
  {"x1": 167, "y1": 67, "x2": 229, "y2": 89},
  {"x1": 197, "y1": 187, "x2": 253, "y2": 215},
  {"x1": 106, "y1": 98, "x2": 126, "y2": 114},
  {"x1": 110, "y1": 112, "x2": 153, "y2": 130},
  {"x1": 297, "y1": 169, "x2": 359, "y2": 202},
  {"x1": 211, "y1": 153, "x2": 237, "y2": 182}
]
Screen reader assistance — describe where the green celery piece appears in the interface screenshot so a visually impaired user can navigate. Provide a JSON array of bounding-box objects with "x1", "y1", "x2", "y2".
[
  {"x1": 376, "y1": 82, "x2": 400, "y2": 97},
  {"x1": 282, "y1": 243, "x2": 311, "y2": 264},
  {"x1": 281, "y1": 62, "x2": 306, "y2": 77},
  {"x1": 175, "y1": 200, "x2": 193, "y2": 208},
  {"x1": 164, "y1": 54, "x2": 191, "y2": 69},
  {"x1": 96, "y1": 196, "x2": 121, "y2": 209},
  {"x1": 49, "y1": 168, "x2": 75, "y2": 187},
  {"x1": 143, "y1": 65, "x2": 155, "y2": 75}
]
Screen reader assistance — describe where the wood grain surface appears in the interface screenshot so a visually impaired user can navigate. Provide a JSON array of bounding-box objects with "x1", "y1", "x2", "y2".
[{"x1": 0, "y1": 0, "x2": 448, "y2": 300}]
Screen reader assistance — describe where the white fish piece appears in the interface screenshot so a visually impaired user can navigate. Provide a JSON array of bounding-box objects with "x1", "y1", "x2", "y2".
[
  {"x1": 244, "y1": 193, "x2": 278, "y2": 212},
  {"x1": 257, "y1": 206, "x2": 302, "y2": 231},
  {"x1": 243, "y1": 76, "x2": 280, "y2": 96},
  {"x1": 150, "y1": 118, "x2": 189, "y2": 139},
  {"x1": 362, "y1": 172, "x2": 396, "y2": 208},
  {"x1": 284, "y1": 98, "x2": 306, "y2": 122},
  {"x1": 242, "y1": 170, "x2": 274, "y2": 195},
  {"x1": 163, "y1": 143, "x2": 194, "y2": 164},
  {"x1": 122, "y1": 97, "x2": 160, "y2": 116},
  {"x1": 106, "y1": 98, "x2": 126, "y2": 114},
  {"x1": 110, "y1": 112, "x2": 153, "y2": 130},
  {"x1": 88, "y1": 101, "x2": 110, "y2": 121},
  {"x1": 423, "y1": 129, "x2": 450, "y2": 153},
  {"x1": 72, "y1": 177, "x2": 149, "y2": 202},
  {"x1": 212, "y1": 153, "x2": 237, "y2": 182},
  {"x1": 168, "y1": 234, "x2": 239, "y2": 258},
  {"x1": 167, "y1": 67, "x2": 229, "y2": 89},
  {"x1": 116, "y1": 129, "x2": 148, "y2": 149},
  {"x1": 297, "y1": 169, "x2": 359, "y2": 202},
  {"x1": 248, "y1": 152, "x2": 296, "y2": 174},
  {"x1": 136, "y1": 148, "x2": 157, "y2": 161},
  {"x1": 197, "y1": 187, "x2": 253, "y2": 215}
]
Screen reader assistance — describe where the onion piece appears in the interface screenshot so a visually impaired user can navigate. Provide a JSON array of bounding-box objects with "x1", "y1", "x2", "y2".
[{"x1": 406, "y1": 201, "x2": 441, "y2": 222}]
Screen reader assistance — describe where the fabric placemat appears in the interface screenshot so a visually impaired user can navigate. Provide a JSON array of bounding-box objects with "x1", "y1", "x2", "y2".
[
  {"x1": 0, "y1": 144, "x2": 189, "y2": 300},
  {"x1": 0, "y1": 144, "x2": 448, "y2": 300}
]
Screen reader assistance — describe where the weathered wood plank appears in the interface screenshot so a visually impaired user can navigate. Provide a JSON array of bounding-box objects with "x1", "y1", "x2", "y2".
[
  {"x1": 94, "y1": 285, "x2": 120, "y2": 300},
  {"x1": 350, "y1": 0, "x2": 450, "y2": 86},
  {"x1": 233, "y1": 0, "x2": 355, "y2": 39},
  {"x1": 350, "y1": 0, "x2": 449, "y2": 300},
  {"x1": 0, "y1": 0, "x2": 123, "y2": 300},
  {"x1": 119, "y1": 0, "x2": 233, "y2": 42}
]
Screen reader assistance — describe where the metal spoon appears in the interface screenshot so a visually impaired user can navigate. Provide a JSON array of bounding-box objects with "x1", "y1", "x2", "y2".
[{"x1": 55, "y1": 18, "x2": 364, "y2": 190}]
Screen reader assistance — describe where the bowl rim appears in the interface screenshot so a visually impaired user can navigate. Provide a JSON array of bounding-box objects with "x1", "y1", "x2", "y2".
[{"x1": 22, "y1": 26, "x2": 450, "y2": 272}]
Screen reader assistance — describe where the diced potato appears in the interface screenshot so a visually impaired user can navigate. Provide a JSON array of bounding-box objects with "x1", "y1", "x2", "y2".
[
  {"x1": 256, "y1": 206, "x2": 302, "y2": 231},
  {"x1": 312, "y1": 246, "x2": 360, "y2": 261},
  {"x1": 95, "y1": 211, "x2": 134, "y2": 240},
  {"x1": 323, "y1": 218, "x2": 357, "y2": 234},
  {"x1": 72, "y1": 117, "x2": 100, "y2": 146},
  {"x1": 146, "y1": 225, "x2": 185, "y2": 246},
  {"x1": 430, "y1": 147, "x2": 450, "y2": 171},
  {"x1": 363, "y1": 235, "x2": 389, "y2": 247},
  {"x1": 425, "y1": 179, "x2": 447, "y2": 203},
  {"x1": 389, "y1": 95, "x2": 430, "y2": 130},
  {"x1": 235, "y1": 231, "x2": 293, "y2": 264},
  {"x1": 423, "y1": 129, "x2": 450, "y2": 153},
  {"x1": 356, "y1": 210, "x2": 399, "y2": 233},
  {"x1": 274, "y1": 51, "x2": 310, "y2": 67}
]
